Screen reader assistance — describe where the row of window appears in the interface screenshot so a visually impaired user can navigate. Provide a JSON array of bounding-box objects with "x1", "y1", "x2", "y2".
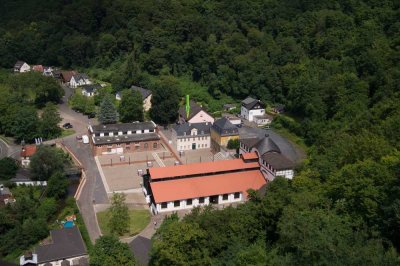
[
  {"x1": 180, "y1": 136, "x2": 208, "y2": 142},
  {"x1": 100, "y1": 142, "x2": 158, "y2": 149},
  {"x1": 95, "y1": 129, "x2": 154, "y2": 137},
  {"x1": 179, "y1": 143, "x2": 208, "y2": 150},
  {"x1": 183, "y1": 130, "x2": 205, "y2": 136},
  {"x1": 160, "y1": 193, "x2": 241, "y2": 209}
]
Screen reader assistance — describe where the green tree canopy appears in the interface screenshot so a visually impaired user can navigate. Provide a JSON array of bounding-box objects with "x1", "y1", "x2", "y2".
[
  {"x1": 39, "y1": 103, "x2": 62, "y2": 139},
  {"x1": 108, "y1": 193, "x2": 130, "y2": 236},
  {"x1": 90, "y1": 235, "x2": 136, "y2": 266},
  {"x1": 30, "y1": 146, "x2": 70, "y2": 181},
  {"x1": 98, "y1": 94, "x2": 119, "y2": 124},
  {"x1": 118, "y1": 89, "x2": 144, "y2": 123}
]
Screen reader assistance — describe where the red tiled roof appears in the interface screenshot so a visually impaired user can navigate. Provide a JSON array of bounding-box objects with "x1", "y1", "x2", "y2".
[
  {"x1": 32, "y1": 65, "x2": 44, "y2": 72},
  {"x1": 241, "y1": 152, "x2": 258, "y2": 160},
  {"x1": 61, "y1": 71, "x2": 76, "y2": 82},
  {"x1": 149, "y1": 159, "x2": 260, "y2": 180},
  {"x1": 150, "y1": 170, "x2": 267, "y2": 203},
  {"x1": 21, "y1": 145, "x2": 37, "y2": 157}
]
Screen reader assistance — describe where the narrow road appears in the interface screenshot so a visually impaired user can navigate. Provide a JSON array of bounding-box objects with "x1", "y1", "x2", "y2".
[{"x1": 58, "y1": 85, "x2": 108, "y2": 243}]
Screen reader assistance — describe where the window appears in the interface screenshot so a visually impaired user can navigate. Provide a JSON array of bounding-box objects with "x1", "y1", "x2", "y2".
[
  {"x1": 199, "y1": 197, "x2": 205, "y2": 204},
  {"x1": 234, "y1": 192, "x2": 240, "y2": 199},
  {"x1": 174, "y1": 200, "x2": 180, "y2": 207},
  {"x1": 186, "y1": 199, "x2": 192, "y2": 206},
  {"x1": 153, "y1": 143, "x2": 157, "y2": 149},
  {"x1": 161, "y1": 202, "x2": 168, "y2": 209},
  {"x1": 126, "y1": 146, "x2": 130, "y2": 150},
  {"x1": 222, "y1": 194, "x2": 228, "y2": 200},
  {"x1": 135, "y1": 145, "x2": 140, "y2": 150},
  {"x1": 144, "y1": 143, "x2": 148, "y2": 149}
]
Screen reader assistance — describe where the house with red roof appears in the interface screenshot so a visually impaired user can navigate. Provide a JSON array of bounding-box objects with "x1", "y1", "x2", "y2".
[
  {"x1": 143, "y1": 155, "x2": 267, "y2": 214},
  {"x1": 20, "y1": 145, "x2": 37, "y2": 167}
]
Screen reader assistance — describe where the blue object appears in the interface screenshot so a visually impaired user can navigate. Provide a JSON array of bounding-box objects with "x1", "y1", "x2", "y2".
[{"x1": 64, "y1": 221, "x2": 74, "y2": 228}]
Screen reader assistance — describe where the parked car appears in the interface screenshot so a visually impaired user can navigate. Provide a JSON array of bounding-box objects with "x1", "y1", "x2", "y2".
[
  {"x1": 87, "y1": 113, "x2": 96, "y2": 119},
  {"x1": 63, "y1": 123, "x2": 73, "y2": 129},
  {"x1": 82, "y1": 135, "x2": 89, "y2": 144}
]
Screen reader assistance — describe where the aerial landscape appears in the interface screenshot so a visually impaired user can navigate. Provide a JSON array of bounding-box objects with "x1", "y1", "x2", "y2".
[{"x1": 0, "y1": 0, "x2": 399, "y2": 265}]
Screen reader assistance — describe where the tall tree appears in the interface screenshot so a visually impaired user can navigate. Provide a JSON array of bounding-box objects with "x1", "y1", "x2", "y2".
[
  {"x1": 98, "y1": 95, "x2": 118, "y2": 124},
  {"x1": 150, "y1": 76, "x2": 181, "y2": 125},
  {"x1": 39, "y1": 103, "x2": 62, "y2": 139},
  {"x1": 118, "y1": 89, "x2": 144, "y2": 123},
  {"x1": 9, "y1": 105, "x2": 39, "y2": 142},
  {"x1": 90, "y1": 235, "x2": 136, "y2": 266},
  {"x1": 108, "y1": 193, "x2": 130, "y2": 236},
  {"x1": 30, "y1": 146, "x2": 70, "y2": 181}
]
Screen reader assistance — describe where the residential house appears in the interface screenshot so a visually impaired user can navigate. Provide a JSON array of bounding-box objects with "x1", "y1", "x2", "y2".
[
  {"x1": 88, "y1": 121, "x2": 161, "y2": 156},
  {"x1": 43, "y1": 66, "x2": 55, "y2": 77},
  {"x1": 20, "y1": 145, "x2": 37, "y2": 168},
  {"x1": 0, "y1": 185, "x2": 16, "y2": 206},
  {"x1": 32, "y1": 65, "x2": 44, "y2": 73},
  {"x1": 253, "y1": 113, "x2": 273, "y2": 126},
  {"x1": 61, "y1": 71, "x2": 76, "y2": 85},
  {"x1": 116, "y1": 86, "x2": 153, "y2": 112},
  {"x1": 143, "y1": 156, "x2": 266, "y2": 214},
  {"x1": 239, "y1": 135, "x2": 295, "y2": 180},
  {"x1": 19, "y1": 252, "x2": 37, "y2": 266},
  {"x1": 14, "y1": 61, "x2": 30, "y2": 73},
  {"x1": 222, "y1": 113, "x2": 241, "y2": 126},
  {"x1": 240, "y1": 97, "x2": 266, "y2": 122},
  {"x1": 178, "y1": 100, "x2": 214, "y2": 124},
  {"x1": 28, "y1": 227, "x2": 88, "y2": 266},
  {"x1": 81, "y1": 84, "x2": 101, "y2": 97},
  {"x1": 210, "y1": 117, "x2": 239, "y2": 151},
  {"x1": 273, "y1": 104, "x2": 285, "y2": 114},
  {"x1": 70, "y1": 73, "x2": 91, "y2": 88},
  {"x1": 52, "y1": 69, "x2": 63, "y2": 83},
  {"x1": 172, "y1": 122, "x2": 211, "y2": 151}
]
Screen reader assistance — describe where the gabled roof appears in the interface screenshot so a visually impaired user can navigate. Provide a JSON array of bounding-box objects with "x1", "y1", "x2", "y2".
[
  {"x1": 72, "y1": 73, "x2": 89, "y2": 81},
  {"x1": 14, "y1": 61, "x2": 26, "y2": 68},
  {"x1": 149, "y1": 158, "x2": 260, "y2": 180},
  {"x1": 241, "y1": 97, "x2": 265, "y2": 110},
  {"x1": 261, "y1": 153, "x2": 295, "y2": 170},
  {"x1": 35, "y1": 227, "x2": 87, "y2": 264},
  {"x1": 81, "y1": 84, "x2": 101, "y2": 93},
  {"x1": 32, "y1": 65, "x2": 44, "y2": 72},
  {"x1": 131, "y1": 85, "x2": 152, "y2": 99},
  {"x1": 178, "y1": 100, "x2": 204, "y2": 121},
  {"x1": 21, "y1": 145, "x2": 37, "y2": 157},
  {"x1": 90, "y1": 121, "x2": 156, "y2": 134},
  {"x1": 211, "y1": 117, "x2": 239, "y2": 136},
  {"x1": 240, "y1": 136, "x2": 280, "y2": 155},
  {"x1": 150, "y1": 170, "x2": 266, "y2": 203},
  {"x1": 61, "y1": 71, "x2": 76, "y2": 82},
  {"x1": 173, "y1": 122, "x2": 211, "y2": 137}
]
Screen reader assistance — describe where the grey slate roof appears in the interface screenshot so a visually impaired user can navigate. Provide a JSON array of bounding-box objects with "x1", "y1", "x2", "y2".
[
  {"x1": 173, "y1": 122, "x2": 211, "y2": 137},
  {"x1": 91, "y1": 122, "x2": 156, "y2": 134},
  {"x1": 211, "y1": 117, "x2": 239, "y2": 136},
  {"x1": 73, "y1": 73, "x2": 89, "y2": 81},
  {"x1": 240, "y1": 135, "x2": 281, "y2": 155},
  {"x1": 131, "y1": 85, "x2": 152, "y2": 99},
  {"x1": 14, "y1": 61, "x2": 25, "y2": 69},
  {"x1": 35, "y1": 227, "x2": 87, "y2": 264},
  {"x1": 178, "y1": 100, "x2": 204, "y2": 121},
  {"x1": 261, "y1": 152, "x2": 295, "y2": 170},
  {"x1": 81, "y1": 84, "x2": 101, "y2": 93},
  {"x1": 241, "y1": 97, "x2": 265, "y2": 110},
  {"x1": 93, "y1": 132, "x2": 160, "y2": 145}
]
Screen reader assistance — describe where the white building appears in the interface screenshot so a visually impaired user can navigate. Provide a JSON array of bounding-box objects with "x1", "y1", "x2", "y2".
[
  {"x1": 144, "y1": 157, "x2": 266, "y2": 214},
  {"x1": 14, "y1": 61, "x2": 30, "y2": 73},
  {"x1": 172, "y1": 122, "x2": 211, "y2": 151},
  {"x1": 239, "y1": 136, "x2": 295, "y2": 180},
  {"x1": 241, "y1": 97, "x2": 266, "y2": 122},
  {"x1": 70, "y1": 73, "x2": 91, "y2": 88},
  {"x1": 253, "y1": 114, "x2": 273, "y2": 126},
  {"x1": 81, "y1": 84, "x2": 101, "y2": 97},
  {"x1": 178, "y1": 100, "x2": 214, "y2": 124}
]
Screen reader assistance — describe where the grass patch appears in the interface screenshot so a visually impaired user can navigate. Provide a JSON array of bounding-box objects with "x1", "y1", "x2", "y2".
[
  {"x1": 97, "y1": 209, "x2": 151, "y2": 237},
  {"x1": 61, "y1": 129, "x2": 76, "y2": 138},
  {"x1": 272, "y1": 126, "x2": 308, "y2": 154}
]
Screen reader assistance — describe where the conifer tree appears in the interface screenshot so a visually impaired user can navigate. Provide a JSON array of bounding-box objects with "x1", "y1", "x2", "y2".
[{"x1": 98, "y1": 95, "x2": 118, "y2": 124}]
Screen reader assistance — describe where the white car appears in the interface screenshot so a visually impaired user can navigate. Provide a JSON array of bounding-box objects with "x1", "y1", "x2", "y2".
[{"x1": 82, "y1": 135, "x2": 89, "y2": 144}]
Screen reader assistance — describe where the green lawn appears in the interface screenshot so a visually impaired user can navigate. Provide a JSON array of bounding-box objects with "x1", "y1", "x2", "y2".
[
  {"x1": 61, "y1": 128, "x2": 76, "y2": 138},
  {"x1": 97, "y1": 209, "x2": 151, "y2": 237}
]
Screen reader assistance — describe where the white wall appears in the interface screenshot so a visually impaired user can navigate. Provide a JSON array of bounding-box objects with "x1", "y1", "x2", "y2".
[
  {"x1": 38, "y1": 255, "x2": 88, "y2": 266},
  {"x1": 20, "y1": 63, "x2": 31, "y2": 73},
  {"x1": 155, "y1": 193, "x2": 243, "y2": 213},
  {"x1": 177, "y1": 136, "x2": 210, "y2": 151}
]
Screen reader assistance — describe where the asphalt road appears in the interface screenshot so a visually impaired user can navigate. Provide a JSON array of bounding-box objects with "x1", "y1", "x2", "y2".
[{"x1": 58, "y1": 85, "x2": 108, "y2": 243}]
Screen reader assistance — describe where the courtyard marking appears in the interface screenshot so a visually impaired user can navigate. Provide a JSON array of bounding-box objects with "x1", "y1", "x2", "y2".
[{"x1": 152, "y1": 152, "x2": 165, "y2": 167}]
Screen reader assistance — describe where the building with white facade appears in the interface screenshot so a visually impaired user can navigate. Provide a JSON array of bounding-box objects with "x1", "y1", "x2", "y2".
[
  {"x1": 81, "y1": 84, "x2": 101, "y2": 97},
  {"x1": 240, "y1": 97, "x2": 266, "y2": 122},
  {"x1": 178, "y1": 100, "x2": 214, "y2": 124},
  {"x1": 239, "y1": 136, "x2": 295, "y2": 180},
  {"x1": 172, "y1": 122, "x2": 211, "y2": 151},
  {"x1": 143, "y1": 157, "x2": 266, "y2": 214},
  {"x1": 14, "y1": 61, "x2": 30, "y2": 73},
  {"x1": 70, "y1": 73, "x2": 91, "y2": 88}
]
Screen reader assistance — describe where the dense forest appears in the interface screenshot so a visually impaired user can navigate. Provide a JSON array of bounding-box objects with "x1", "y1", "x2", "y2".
[{"x1": 0, "y1": 0, "x2": 399, "y2": 264}]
